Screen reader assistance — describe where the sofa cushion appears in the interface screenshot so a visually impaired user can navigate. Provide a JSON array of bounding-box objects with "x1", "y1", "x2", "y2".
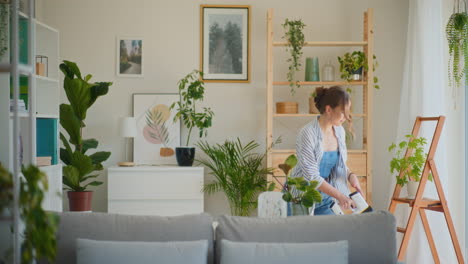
[
  {"x1": 215, "y1": 211, "x2": 396, "y2": 264},
  {"x1": 77, "y1": 238, "x2": 208, "y2": 264},
  {"x1": 55, "y1": 212, "x2": 214, "y2": 264},
  {"x1": 220, "y1": 239, "x2": 348, "y2": 264}
]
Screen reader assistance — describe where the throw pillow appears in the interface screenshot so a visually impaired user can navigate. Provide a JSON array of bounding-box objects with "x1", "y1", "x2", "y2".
[
  {"x1": 220, "y1": 239, "x2": 348, "y2": 264},
  {"x1": 76, "y1": 239, "x2": 208, "y2": 264}
]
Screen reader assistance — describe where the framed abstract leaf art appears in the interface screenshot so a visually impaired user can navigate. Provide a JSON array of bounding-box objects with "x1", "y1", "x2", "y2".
[{"x1": 132, "y1": 93, "x2": 180, "y2": 165}]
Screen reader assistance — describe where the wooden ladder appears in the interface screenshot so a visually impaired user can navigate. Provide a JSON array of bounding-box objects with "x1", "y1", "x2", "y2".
[{"x1": 388, "y1": 116, "x2": 464, "y2": 263}]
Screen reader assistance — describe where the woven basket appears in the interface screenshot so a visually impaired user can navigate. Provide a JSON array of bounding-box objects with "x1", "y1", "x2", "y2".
[{"x1": 276, "y1": 102, "x2": 298, "y2": 114}]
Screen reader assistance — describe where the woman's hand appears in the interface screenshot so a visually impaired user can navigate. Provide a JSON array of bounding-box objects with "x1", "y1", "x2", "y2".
[
  {"x1": 349, "y1": 173, "x2": 362, "y2": 194},
  {"x1": 337, "y1": 193, "x2": 355, "y2": 210}
]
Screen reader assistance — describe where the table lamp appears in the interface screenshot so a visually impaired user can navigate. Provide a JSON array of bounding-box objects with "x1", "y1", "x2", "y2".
[{"x1": 118, "y1": 117, "x2": 137, "y2": 167}]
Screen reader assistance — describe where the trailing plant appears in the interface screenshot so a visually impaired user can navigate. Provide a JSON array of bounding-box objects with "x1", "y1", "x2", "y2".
[
  {"x1": 170, "y1": 70, "x2": 214, "y2": 146},
  {"x1": 0, "y1": 163, "x2": 60, "y2": 264},
  {"x1": 282, "y1": 19, "x2": 306, "y2": 95},
  {"x1": 338, "y1": 51, "x2": 380, "y2": 89},
  {"x1": 59, "y1": 60, "x2": 112, "y2": 192},
  {"x1": 273, "y1": 154, "x2": 322, "y2": 210},
  {"x1": 196, "y1": 138, "x2": 275, "y2": 216},
  {"x1": 388, "y1": 134, "x2": 433, "y2": 186},
  {"x1": 446, "y1": 0, "x2": 468, "y2": 87}
]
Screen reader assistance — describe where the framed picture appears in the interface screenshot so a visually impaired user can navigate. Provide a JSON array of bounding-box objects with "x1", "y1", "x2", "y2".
[
  {"x1": 200, "y1": 5, "x2": 250, "y2": 83},
  {"x1": 117, "y1": 37, "x2": 143, "y2": 77},
  {"x1": 133, "y1": 93, "x2": 180, "y2": 165}
]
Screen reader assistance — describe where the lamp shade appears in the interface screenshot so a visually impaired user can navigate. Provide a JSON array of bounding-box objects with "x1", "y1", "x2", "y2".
[{"x1": 119, "y1": 117, "x2": 137, "y2": 138}]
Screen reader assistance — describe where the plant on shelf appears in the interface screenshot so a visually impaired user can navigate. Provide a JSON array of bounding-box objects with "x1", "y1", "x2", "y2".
[
  {"x1": 0, "y1": 164, "x2": 59, "y2": 264},
  {"x1": 170, "y1": 70, "x2": 214, "y2": 166},
  {"x1": 308, "y1": 91, "x2": 319, "y2": 114},
  {"x1": 337, "y1": 51, "x2": 380, "y2": 89},
  {"x1": 446, "y1": 0, "x2": 468, "y2": 88},
  {"x1": 197, "y1": 138, "x2": 275, "y2": 216},
  {"x1": 59, "y1": 60, "x2": 112, "y2": 211},
  {"x1": 273, "y1": 154, "x2": 322, "y2": 216},
  {"x1": 388, "y1": 134, "x2": 432, "y2": 197},
  {"x1": 282, "y1": 19, "x2": 306, "y2": 95}
]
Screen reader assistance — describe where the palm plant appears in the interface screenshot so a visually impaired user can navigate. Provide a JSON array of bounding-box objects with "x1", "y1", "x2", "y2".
[{"x1": 196, "y1": 138, "x2": 275, "y2": 216}]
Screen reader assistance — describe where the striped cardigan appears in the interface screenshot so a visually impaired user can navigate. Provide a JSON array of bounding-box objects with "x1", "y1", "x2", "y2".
[{"x1": 290, "y1": 116, "x2": 351, "y2": 196}]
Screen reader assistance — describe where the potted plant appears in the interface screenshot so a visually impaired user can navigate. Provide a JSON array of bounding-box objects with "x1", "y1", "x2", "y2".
[
  {"x1": 170, "y1": 70, "x2": 214, "y2": 166},
  {"x1": 196, "y1": 138, "x2": 275, "y2": 216},
  {"x1": 388, "y1": 134, "x2": 433, "y2": 198},
  {"x1": 446, "y1": 2, "x2": 468, "y2": 88},
  {"x1": 59, "y1": 60, "x2": 112, "y2": 211},
  {"x1": 274, "y1": 154, "x2": 322, "y2": 216},
  {"x1": 282, "y1": 18, "x2": 306, "y2": 95},
  {"x1": 308, "y1": 91, "x2": 319, "y2": 114},
  {"x1": 337, "y1": 51, "x2": 380, "y2": 89},
  {"x1": 0, "y1": 164, "x2": 59, "y2": 263}
]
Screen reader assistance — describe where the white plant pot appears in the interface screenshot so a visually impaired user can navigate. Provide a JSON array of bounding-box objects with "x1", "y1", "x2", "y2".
[
  {"x1": 308, "y1": 203, "x2": 316, "y2": 216},
  {"x1": 407, "y1": 180, "x2": 420, "y2": 199}
]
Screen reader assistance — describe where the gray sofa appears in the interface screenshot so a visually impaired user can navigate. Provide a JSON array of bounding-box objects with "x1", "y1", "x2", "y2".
[{"x1": 51, "y1": 211, "x2": 397, "y2": 264}]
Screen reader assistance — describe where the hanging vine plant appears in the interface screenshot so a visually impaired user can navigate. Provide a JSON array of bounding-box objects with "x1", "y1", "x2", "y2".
[
  {"x1": 446, "y1": 0, "x2": 468, "y2": 88},
  {"x1": 282, "y1": 19, "x2": 306, "y2": 95}
]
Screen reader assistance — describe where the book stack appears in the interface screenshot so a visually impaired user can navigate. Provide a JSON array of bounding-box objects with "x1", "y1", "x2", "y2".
[
  {"x1": 37, "y1": 156, "x2": 52, "y2": 167},
  {"x1": 10, "y1": 99, "x2": 27, "y2": 113}
]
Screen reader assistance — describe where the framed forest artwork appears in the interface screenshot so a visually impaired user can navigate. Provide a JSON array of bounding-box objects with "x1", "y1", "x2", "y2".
[
  {"x1": 200, "y1": 5, "x2": 250, "y2": 82},
  {"x1": 117, "y1": 37, "x2": 143, "y2": 77},
  {"x1": 133, "y1": 93, "x2": 180, "y2": 165}
]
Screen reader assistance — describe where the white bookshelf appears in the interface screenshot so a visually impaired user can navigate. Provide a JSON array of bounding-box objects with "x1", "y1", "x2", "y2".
[{"x1": 0, "y1": 11, "x2": 62, "y2": 212}]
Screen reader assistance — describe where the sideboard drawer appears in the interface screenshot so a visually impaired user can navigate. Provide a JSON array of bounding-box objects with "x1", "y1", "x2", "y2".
[{"x1": 107, "y1": 166, "x2": 204, "y2": 216}]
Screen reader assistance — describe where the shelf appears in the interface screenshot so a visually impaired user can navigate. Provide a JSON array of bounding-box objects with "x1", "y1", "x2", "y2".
[
  {"x1": 273, "y1": 41, "x2": 367, "y2": 47},
  {"x1": 270, "y1": 149, "x2": 367, "y2": 154},
  {"x1": 273, "y1": 113, "x2": 366, "y2": 117},
  {"x1": 9, "y1": 112, "x2": 29, "y2": 118},
  {"x1": 36, "y1": 75, "x2": 59, "y2": 83},
  {"x1": 273, "y1": 81, "x2": 366, "y2": 86},
  {"x1": 37, "y1": 114, "x2": 59, "y2": 119}
]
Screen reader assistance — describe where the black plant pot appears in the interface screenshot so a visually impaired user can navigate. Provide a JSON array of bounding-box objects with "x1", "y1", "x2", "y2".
[
  {"x1": 352, "y1": 67, "x2": 363, "y2": 81},
  {"x1": 175, "y1": 147, "x2": 195, "y2": 166}
]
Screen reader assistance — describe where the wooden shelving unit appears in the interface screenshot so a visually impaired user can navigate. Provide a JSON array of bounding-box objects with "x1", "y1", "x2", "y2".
[{"x1": 266, "y1": 8, "x2": 374, "y2": 204}]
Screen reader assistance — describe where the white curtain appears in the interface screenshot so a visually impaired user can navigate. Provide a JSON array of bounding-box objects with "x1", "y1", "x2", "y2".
[{"x1": 392, "y1": 0, "x2": 456, "y2": 263}]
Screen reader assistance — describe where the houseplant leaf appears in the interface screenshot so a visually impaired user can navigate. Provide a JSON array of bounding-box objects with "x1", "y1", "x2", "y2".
[
  {"x1": 82, "y1": 138, "x2": 98, "y2": 153},
  {"x1": 89, "y1": 151, "x2": 111, "y2": 164},
  {"x1": 59, "y1": 104, "x2": 82, "y2": 147}
]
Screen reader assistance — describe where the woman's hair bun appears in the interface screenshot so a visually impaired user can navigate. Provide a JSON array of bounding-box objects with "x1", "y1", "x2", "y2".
[{"x1": 314, "y1": 86, "x2": 327, "y2": 110}]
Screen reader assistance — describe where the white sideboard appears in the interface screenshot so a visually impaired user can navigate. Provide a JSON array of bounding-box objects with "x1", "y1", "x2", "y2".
[{"x1": 107, "y1": 166, "x2": 204, "y2": 216}]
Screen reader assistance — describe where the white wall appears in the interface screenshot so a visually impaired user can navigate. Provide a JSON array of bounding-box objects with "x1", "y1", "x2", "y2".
[{"x1": 40, "y1": 0, "x2": 409, "y2": 215}]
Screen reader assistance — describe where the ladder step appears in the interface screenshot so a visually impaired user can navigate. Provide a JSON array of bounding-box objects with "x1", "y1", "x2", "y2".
[
  {"x1": 392, "y1": 198, "x2": 441, "y2": 207},
  {"x1": 397, "y1": 227, "x2": 406, "y2": 233}
]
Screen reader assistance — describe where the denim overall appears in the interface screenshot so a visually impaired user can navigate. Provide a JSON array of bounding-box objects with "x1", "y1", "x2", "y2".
[{"x1": 313, "y1": 151, "x2": 339, "y2": 215}]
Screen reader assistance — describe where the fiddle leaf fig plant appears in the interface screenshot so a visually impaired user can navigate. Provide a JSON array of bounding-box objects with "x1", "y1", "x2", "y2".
[
  {"x1": 282, "y1": 19, "x2": 306, "y2": 95},
  {"x1": 388, "y1": 134, "x2": 433, "y2": 186},
  {"x1": 170, "y1": 70, "x2": 214, "y2": 146},
  {"x1": 59, "y1": 60, "x2": 112, "y2": 191},
  {"x1": 446, "y1": 4, "x2": 468, "y2": 88}
]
